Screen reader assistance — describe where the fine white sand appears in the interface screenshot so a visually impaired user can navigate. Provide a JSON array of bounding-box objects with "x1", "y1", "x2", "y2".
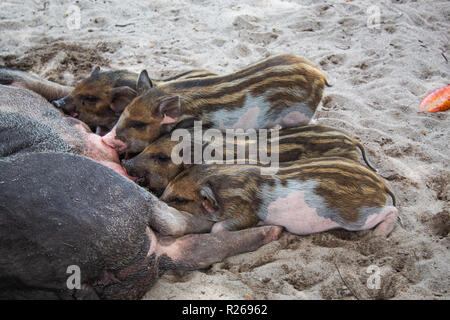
[{"x1": 1, "y1": 0, "x2": 448, "y2": 299}]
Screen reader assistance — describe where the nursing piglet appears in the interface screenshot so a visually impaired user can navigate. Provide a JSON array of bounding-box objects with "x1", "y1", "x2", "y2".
[{"x1": 160, "y1": 157, "x2": 398, "y2": 237}]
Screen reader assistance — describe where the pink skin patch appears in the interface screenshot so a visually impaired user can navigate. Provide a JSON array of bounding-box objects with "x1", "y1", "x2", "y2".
[
  {"x1": 97, "y1": 160, "x2": 136, "y2": 181},
  {"x1": 161, "y1": 114, "x2": 177, "y2": 124},
  {"x1": 265, "y1": 111, "x2": 311, "y2": 129},
  {"x1": 362, "y1": 206, "x2": 397, "y2": 229},
  {"x1": 9, "y1": 82, "x2": 28, "y2": 89},
  {"x1": 145, "y1": 226, "x2": 158, "y2": 257},
  {"x1": 233, "y1": 107, "x2": 260, "y2": 129},
  {"x1": 88, "y1": 134, "x2": 134, "y2": 180},
  {"x1": 102, "y1": 126, "x2": 128, "y2": 152},
  {"x1": 211, "y1": 221, "x2": 228, "y2": 233},
  {"x1": 202, "y1": 200, "x2": 216, "y2": 214},
  {"x1": 85, "y1": 130, "x2": 120, "y2": 163},
  {"x1": 73, "y1": 122, "x2": 134, "y2": 181},
  {"x1": 368, "y1": 206, "x2": 398, "y2": 237},
  {"x1": 262, "y1": 190, "x2": 398, "y2": 237},
  {"x1": 262, "y1": 191, "x2": 340, "y2": 235},
  {"x1": 280, "y1": 111, "x2": 310, "y2": 127}
]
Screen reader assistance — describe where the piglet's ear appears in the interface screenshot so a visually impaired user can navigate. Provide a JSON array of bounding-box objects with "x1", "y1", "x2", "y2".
[
  {"x1": 137, "y1": 70, "x2": 153, "y2": 95},
  {"x1": 110, "y1": 86, "x2": 137, "y2": 113},
  {"x1": 200, "y1": 186, "x2": 219, "y2": 214},
  {"x1": 158, "y1": 96, "x2": 180, "y2": 124},
  {"x1": 91, "y1": 66, "x2": 100, "y2": 76}
]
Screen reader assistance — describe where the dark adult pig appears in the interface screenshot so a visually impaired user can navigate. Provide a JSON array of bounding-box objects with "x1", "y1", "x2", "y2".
[
  {"x1": 0, "y1": 152, "x2": 281, "y2": 299},
  {"x1": 0, "y1": 84, "x2": 129, "y2": 178},
  {"x1": 160, "y1": 157, "x2": 398, "y2": 237}
]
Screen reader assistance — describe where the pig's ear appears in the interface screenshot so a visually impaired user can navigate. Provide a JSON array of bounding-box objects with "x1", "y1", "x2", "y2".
[
  {"x1": 137, "y1": 70, "x2": 153, "y2": 95},
  {"x1": 158, "y1": 96, "x2": 180, "y2": 125},
  {"x1": 200, "y1": 186, "x2": 219, "y2": 214},
  {"x1": 110, "y1": 86, "x2": 137, "y2": 113},
  {"x1": 91, "y1": 66, "x2": 100, "y2": 76}
]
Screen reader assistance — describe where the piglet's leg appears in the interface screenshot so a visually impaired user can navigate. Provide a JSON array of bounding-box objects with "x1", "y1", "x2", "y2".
[
  {"x1": 157, "y1": 226, "x2": 282, "y2": 271},
  {"x1": 211, "y1": 215, "x2": 259, "y2": 233},
  {"x1": 373, "y1": 207, "x2": 399, "y2": 237},
  {"x1": 149, "y1": 199, "x2": 214, "y2": 236},
  {"x1": 0, "y1": 67, "x2": 72, "y2": 101}
]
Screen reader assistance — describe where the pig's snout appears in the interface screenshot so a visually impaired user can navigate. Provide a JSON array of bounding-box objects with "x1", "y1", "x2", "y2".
[
  {"x1": 102, "y1": 128, "x2": 128, "y2": 152},
  {"x1": 53, "y1": 96, "x2": 77, "y2": 117},
  {"x1": 52, "y1": 98, "x2": 65, "y2": 108},
  {"x1": 122, "y1": 158, "x2": 146, "y2": 185},
  {"x1": 121, "y1": 158, "x2": 136, "y2": 175}
]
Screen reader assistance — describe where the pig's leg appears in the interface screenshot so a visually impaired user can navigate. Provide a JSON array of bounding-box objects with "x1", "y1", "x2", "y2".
[
  {"x1": 280, "y1": 111, "x2": 311, "y2": 127},
  {"x1": 0, "y1": 67, "x2": 72, "y2": 101},
  {"x1": 150, "y1": 199, "x2": 214, "y2": 236},
  {"x1": 373, "y1": 207, "x2": 399, "y2": 237},
  {"x1": 156, "y1": 226, "x2": 282, "y2": 270},
  {"x1": 211, "y1": 215, "x2": 259, "y2": 233}
]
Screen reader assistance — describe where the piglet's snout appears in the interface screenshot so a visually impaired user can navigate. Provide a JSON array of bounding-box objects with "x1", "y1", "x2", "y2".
[
  {"x1": 53, "y1": 96, "x2": 79, "y2": 118},
  {"x1": 122, "y1": 158, "x2": 137, "y2": 176},
  {"x1": 53, "y1": 96, "x2": 72, "y2": 111},
  {"x1": 122, "y1": 159, "x2": 146, "y2": 185},
  {"x1": 52, "y1": 98, "x2": 64, "y2": 108},
  {"x1": 102, "y1": 127, "x2": 128, "y2": 152}
]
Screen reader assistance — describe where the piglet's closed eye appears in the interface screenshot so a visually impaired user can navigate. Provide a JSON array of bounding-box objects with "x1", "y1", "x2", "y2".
[{"x1": 200, "y1": 186, "x2": 219, "y2": 214}]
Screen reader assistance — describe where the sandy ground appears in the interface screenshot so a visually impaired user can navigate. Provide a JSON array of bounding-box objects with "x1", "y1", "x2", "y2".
[{"x1": 1, "y1": 0, "x2": 448, "y2": 299}]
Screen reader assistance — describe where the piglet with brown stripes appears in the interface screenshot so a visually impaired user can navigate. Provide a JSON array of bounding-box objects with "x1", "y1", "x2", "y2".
[
  {"x1": 52, "y1": 67, "x2": 216, "y2": 134},
  {"x1": 160, "y1": 157, "x2": 398, "y2": 238},
  {"x1": 123, "y1": 125, "x2": 377, "y2": 197},
  {"x1": 102, "y1": 54, "x2": 329, "y2": 153}
]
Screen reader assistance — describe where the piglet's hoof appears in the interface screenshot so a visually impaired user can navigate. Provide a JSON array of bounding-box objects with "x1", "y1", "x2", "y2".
[{"x1": 261, "y1": 225, "x2": 283, "y2": 244}]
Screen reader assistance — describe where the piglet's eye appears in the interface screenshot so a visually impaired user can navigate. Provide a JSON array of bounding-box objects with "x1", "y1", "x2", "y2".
[
  {"x1": 173, "y1": 197, "x2": 190, "y2": 204},
  {"x1": 152, "y1": 153, "x2": 170, "y2": 162},
  {"x1": 82, "y1": 95, "x2": 99, "y2": 103},
  {"x1": 129, "y1": 121, "x2": 147, "y2": 129}
]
